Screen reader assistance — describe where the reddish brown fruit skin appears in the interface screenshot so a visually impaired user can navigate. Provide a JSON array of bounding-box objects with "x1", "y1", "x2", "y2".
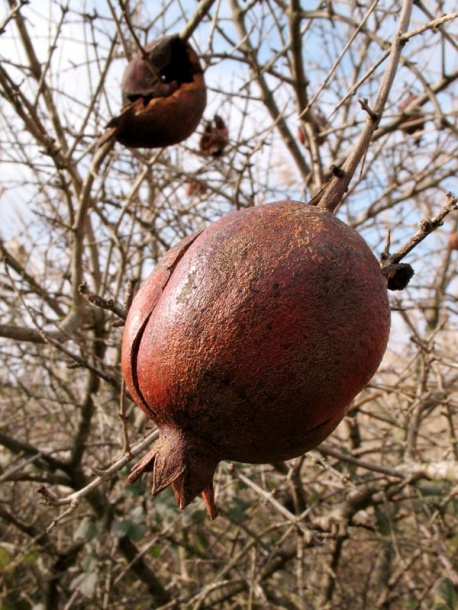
[
  {"x1": 101, "y1": 36, "x2": 206, "y2": 148},
  {"x1": 398, "y1": 94, "x2": 425, "y2": 137},
  {"x1": 297, "y1": 111, "x2": 328, "y2": 146},
  {"x1": 122, "y1": 231, "x2": 203, "y2": 417},
  {"x1": 200, "y1": 115, "x2": 229, "y2": 157},
  {"x1": 122, "y1": 201, "x2": 391, "y2": 517},
  {"x1": 448, "y1": 232, "x2": 458, "y2": 250}
]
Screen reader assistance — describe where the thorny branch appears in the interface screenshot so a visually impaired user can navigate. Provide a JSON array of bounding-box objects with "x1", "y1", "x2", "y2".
[
  {"x1": 316, "y1": 0, "x2": 415, "y2": 213},
  {"x1": 382, "y1": 193, "x2": 458, "y2": 266},
  {"x1": 0, "y1": 0, "x2": 28, "y2": 35},
  {"x1": 180, "y1": 0, "x2": 219, "y2": 41},
  {"x1": 79, "y1": 282, "x2": 126, "y2": 320},
  {"x1": 380, "y1": 193, "x2": 457, "y2": 290},
  {"x1": 37, "y1": 429, "x2": 159, "y2": 532},
  {"x1": 229, "y1": 0, "x2": 313, "y2": 185},
  {"x1": 3, "y1": 263, "x2": 119, "y2": 386}
]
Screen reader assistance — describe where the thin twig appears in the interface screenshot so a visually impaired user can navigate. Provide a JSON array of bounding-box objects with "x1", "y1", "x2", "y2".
[
  {"x1": 235, "y1": 471, "x2": 316, "y2": 543},
  {"x1": 3, "y1": 264, "x2": 119, "y2": 387},
  {"x1": 117, "y1": 0, "x2": 162, "y2": 80},
  {"x1": 317, "y1": 0, "x2": 415, "y2": 213},
  {"x1": 180, "y1": 0, "x2": 219, "y2": 41},
  {"x1": 0, "y1": 0, "x2": 29, "y2": 35},
  {"x1": 300, "y1": 0, "x2": 379, "y2": 120},
  {"x1": 118, "y1": 380, "x2": 132, "y2": 457},
  {"x1": 229, "y1": 0, "x2": 311, "y2": 183},
  {"x1": 79, "y1": 282, "x2": 126, "y2": 320},
  {"x1": 37, "y1": 428, "x2": 159, "y2": 532},
  {"x1": 382, "y1": 193, "x2": 458, "y2": 266}
]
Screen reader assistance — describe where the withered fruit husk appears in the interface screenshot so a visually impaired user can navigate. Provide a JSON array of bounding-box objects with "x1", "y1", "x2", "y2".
[
  {"x1": 122, "y1": 201, "x2": 391, "y2": 519},
  {"x1": 101, "y1": 35, "x2": 206, "y2": 148},
  {"x1": 448, "y1": 232, "x2": 458, "y2": 251},
  {"x1": 200, "y1": 115, "x2": 229, "y2": 157},
  {"x1": 398, "y1": 94, "x2": 425, "y2": 136},
  {"x1": 298, "y1": 110, "x2": 328, "y2": 146}
]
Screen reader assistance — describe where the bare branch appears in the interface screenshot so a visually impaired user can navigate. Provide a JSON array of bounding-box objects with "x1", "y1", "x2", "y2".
[
  {"x1": 317, "y1": 0, "x2": 415, "y2": 213},
  {"x1": 37, "y1": 429, "x2": 159, "y2": 531},
  {"x1": 382, "y1": 192, "x2": 458, "y2": 265},
  {"x1": 180, "y1": 0, "x2": 219, "y2": 41}
]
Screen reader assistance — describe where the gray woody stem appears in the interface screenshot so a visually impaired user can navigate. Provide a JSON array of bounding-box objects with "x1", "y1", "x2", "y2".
[{"x1": 317, "y1": 0, "x2": 415, "y2": 213}]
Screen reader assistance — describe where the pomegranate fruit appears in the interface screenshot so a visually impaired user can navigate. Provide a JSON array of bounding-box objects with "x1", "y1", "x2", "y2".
[
  {"x1": 398, "y1": 93, "x2": 425, "y2": 137},
  {"x1": 101, "y1": 35, "x2": 206, "y2": 148},
  {"x1": 448, "y1": 232, "x2": 458, "y2": 250},
  {"x1": 200, "y1": 115, "x2": 229, "y2": 157},
  {"x1": 122, "y1": 201, "x2": 391, "y2": 518},
  {"x1": 298, "y1": 110, "x2": 328, "y2": 146}
]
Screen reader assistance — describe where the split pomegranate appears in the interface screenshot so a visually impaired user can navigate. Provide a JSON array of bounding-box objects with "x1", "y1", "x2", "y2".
[
  {"x1": 122, "y1": 201, "x2": 391, "y2": 518},
  {"x1": 101, "y1": 35, "x2": 206, "y2": 148}
]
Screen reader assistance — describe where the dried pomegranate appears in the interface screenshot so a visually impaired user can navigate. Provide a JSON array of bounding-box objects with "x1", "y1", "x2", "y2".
[
  {"x1": 100, "y1": 35, "x2": 206, "y2": 148},
  {"x1": 448, "y1": 232, "x2": 458, "y2": 250},
  {"x1": 298, "y1": 110, "x2": 328, "y2": 146},
  {"x1": 122, "y1": 201, "x2": 391, "y2": 518},
  {"x1": 398, "y1": 93, "x2": 425, "y2": 137},
  {"x1": 200, "y1": 115, "x2": 229, "y2": 157},
  {"x1": 185, "y1": 179, "x2": 207, "y2": 198}
]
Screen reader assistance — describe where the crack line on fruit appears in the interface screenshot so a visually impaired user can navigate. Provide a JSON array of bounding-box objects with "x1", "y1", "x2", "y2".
[
  {"x1": 128, "y1": 230, "x2": 205, "y2": 420},
  {"x1": 130, "y1": 311, "x2": 157, "y2": 419}
]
